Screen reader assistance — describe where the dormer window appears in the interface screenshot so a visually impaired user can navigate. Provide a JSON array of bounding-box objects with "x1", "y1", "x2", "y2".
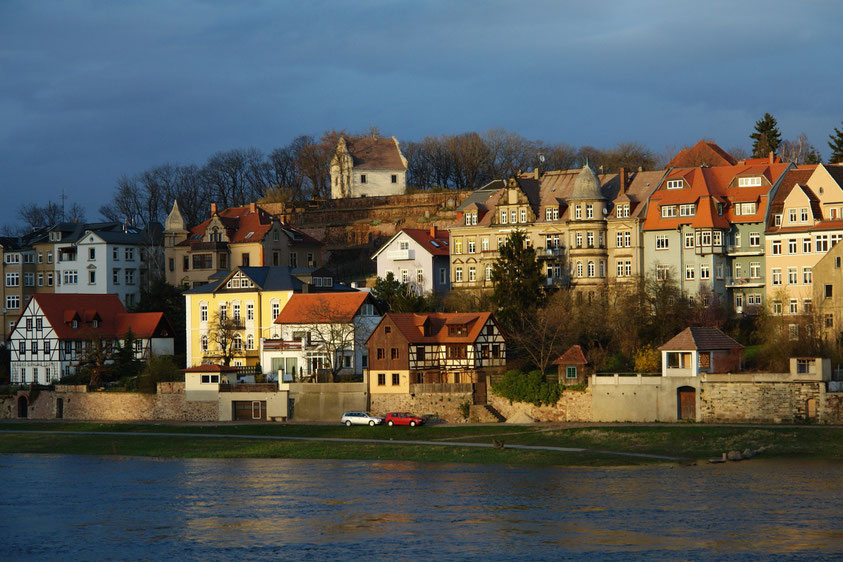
[
  {"x1": 679, "y1": 204, "x2": 696, "y2": 217},
  {"x1": 737, "y1": 176, "x2": 762, "y2": 187},
  {"x1": 92, "y1": 319, "x2": 99, "y2": 328},
  {"x1": 717, "y1": 203, "x2": 724, "y2": 216},
  {"x1": 464, "y1": 212, "x2": 477, "y2": 225},
  {"x1": 666, "y1": 179, "x2": 684, "y2": 189},
  {"x1": 661, "y1": 205, "x2": 677, "y2": 218},
  {"x1": 616, "y1": 204, "x2": 630, "y2": 218},
  {"x1": 447, "y1": 324, "x2": 467, "y2": 336},
  {"x1": 800, "y1": 208, "x2": 809, "y2": 222},
  {"x1": 72, "y1": 319, "x2": 78, "y2": 329},
  {"x1": 775, "y1": 214, "x2": 782, "y2": 226}
]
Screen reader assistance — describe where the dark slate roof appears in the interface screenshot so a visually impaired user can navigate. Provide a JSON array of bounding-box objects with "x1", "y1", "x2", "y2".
[{"x1": 658, "y1": 327, "x2": 744, "y2": 351}]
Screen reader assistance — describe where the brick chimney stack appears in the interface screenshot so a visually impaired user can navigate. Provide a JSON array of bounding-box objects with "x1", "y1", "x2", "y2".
[
  {"x1": 619, "y1": 167, "x2": 628, "y2": 193},
  {"x1": 211, "y1": 203, "x2": 217, "y2": 215},
  {"x1": 249, "y1": 202, "x2": 257, "y2": 213},
  {"x1": 430, "y1": 225, "x2": 436, "y2": 239},
  {"x1": 769, "y1": 151, "x2": 774, "y2": 164}
]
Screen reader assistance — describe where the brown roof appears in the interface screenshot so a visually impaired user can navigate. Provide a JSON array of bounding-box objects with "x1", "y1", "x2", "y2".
[
  {"x1": 552, "y1": 344, "x2": 588, "y2": 365},
  {"x1": 344, "y1": 136, "x2": 407, "y2": 170},
  {"x1": 611, "y1": 170, "x2": 668, "y2": 220},
  {"x1": 658, "y1": 327, "x2": 744, "y2": 351},
  {"x1": 382, "y1": 312, "x2": 497, "y2": 344},
  {"x1": 667, "y1": 141, "x2": 737, "y2": 168},
  {"x1": 181, "y1": 204, "x2": 321, "y2": 247}
]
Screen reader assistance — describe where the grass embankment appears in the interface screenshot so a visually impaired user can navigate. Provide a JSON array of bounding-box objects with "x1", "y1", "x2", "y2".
[{"x1": 1, "y1": 422, "x2": 841, "y2": 467}]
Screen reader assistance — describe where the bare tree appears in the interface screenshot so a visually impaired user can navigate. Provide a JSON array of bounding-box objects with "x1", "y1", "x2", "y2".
[
  {"x1": 209, "y1": 310, "x2": 242, "y2": 366},
  {"x1": 507, "y1": 290, "x2": 574, "y2": 373},
  {"x1": 298, "y1": 299, "x2": 365, "y2": 382}
]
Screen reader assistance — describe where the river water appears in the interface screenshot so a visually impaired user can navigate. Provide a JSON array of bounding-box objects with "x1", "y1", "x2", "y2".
[{"x1": 0, "y1": 454, "x2": 841, "y2": 560}]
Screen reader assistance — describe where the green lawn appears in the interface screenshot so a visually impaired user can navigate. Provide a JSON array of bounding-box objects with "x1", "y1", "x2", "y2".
[{"x1": 1, "y1": 422, "x2": 841, "y2": 466}]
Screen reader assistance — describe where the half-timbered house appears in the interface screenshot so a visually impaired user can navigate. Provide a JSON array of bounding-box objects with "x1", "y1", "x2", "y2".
[
  {"x1": 366, "y1": 312, "x2": 506, "y2": 396},
  {"x1": 8, "y1": 293, "x2": 174, "y2": 384}
]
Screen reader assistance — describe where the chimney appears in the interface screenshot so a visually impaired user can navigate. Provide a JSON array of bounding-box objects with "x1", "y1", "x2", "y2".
[
  {"x1": 430, "y1": 226, "x2": 436, "y2": 239},
  {"x1": 249, "y1": 202, "x2": 257, "y2": 213},
  {"x1": 769, "y1": 151, "x2": 774, "y2": 164},
  {"x1": 211, "y1": 203, "x2": 217, "y2": 215},
  {"x1": 619, "y1": 167, "x2": 628, "y2": 193},
  {"x1": 534, "y1": 168, "x2": 539, "y2": 180}
]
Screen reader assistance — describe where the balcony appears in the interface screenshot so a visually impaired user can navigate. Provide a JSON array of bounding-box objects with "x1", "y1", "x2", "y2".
[
  {"x1": 727, "y1": 245, "x2": 764, "y2": 256},
  {"x1": 387, "y1": 249, "x2": 414, "y2": 261},
  {"x1": 725, "y1": 276, "x2": 765, "y2": 288},
  {"x1": 536, "y1": 247, "x2": 565, "y2": 259}
]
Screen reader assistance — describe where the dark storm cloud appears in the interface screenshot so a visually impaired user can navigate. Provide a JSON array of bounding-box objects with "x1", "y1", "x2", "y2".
[{"x1": 1, "y1": 0, "x2": 842, "y2": 225}]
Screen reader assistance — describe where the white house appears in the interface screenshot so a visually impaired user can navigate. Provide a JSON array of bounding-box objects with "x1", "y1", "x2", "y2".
[
  {"x1": 371, "y1": 227, "x2": 451, "y2": 295},
  {"x1": 260, "y1": 291, "x2": 381, "y2": 381},
  {"x1": 658, "y1": 327, "x2": 744, "y2": 377},
  {"x1": 54, "y1": 224, "x2": 162, "y2": 308},
  {"x1": 9, "y1": 293, "x2": 174, "y2": 384},
  {"x1": 330, "y1": 134, "x2": 408, "y2": 199}
]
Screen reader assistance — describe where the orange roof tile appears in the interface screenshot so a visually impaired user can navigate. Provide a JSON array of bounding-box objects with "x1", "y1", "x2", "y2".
[
  {"x1": 552, "y1": 344, "x2": 588, "y2": 365},
  {"x1": 275, "y1": 292, "x2": 370, "y2": 324},
  {"x1": 667, "y1": 140, "x2": 737, "y2": 168},
  {"x1": 383, "y1": 312, "x2": 496, "y2": 344}
]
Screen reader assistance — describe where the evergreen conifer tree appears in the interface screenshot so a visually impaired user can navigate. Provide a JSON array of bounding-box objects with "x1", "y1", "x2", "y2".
[
  {"x1": 750, "y1": 112, "x2": 782, "y2": 158},
  {"x1": 490, "y1": 229, "x2": 546, "y2": 329},
  {"x1": 828, "y1": 122, "x2": 843, "y2": 164}
]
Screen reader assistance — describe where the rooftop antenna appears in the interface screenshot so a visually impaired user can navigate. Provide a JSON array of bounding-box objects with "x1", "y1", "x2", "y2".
[{"x1": 59, "y1": 188, "x2": 67, "y2": 220}]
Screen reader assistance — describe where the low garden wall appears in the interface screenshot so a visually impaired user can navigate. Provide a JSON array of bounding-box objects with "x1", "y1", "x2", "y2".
[
  {"x1": 488, "y1": 390, "x2": 592, "y2": 423},
  {"x1": 370, "y1": 384, "x2": 474, "y2": 423},
  {"x1": 700, "y1": 381, "x2": 842, "y2": 424}
]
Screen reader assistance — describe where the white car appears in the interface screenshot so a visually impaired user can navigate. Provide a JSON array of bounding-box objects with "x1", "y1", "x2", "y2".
[{"x1": 341, "y1": 411, "x2": 384, "y2": 426}]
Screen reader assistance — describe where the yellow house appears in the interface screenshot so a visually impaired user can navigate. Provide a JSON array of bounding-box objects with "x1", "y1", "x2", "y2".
[{"x1": 184, "y1": 266, "x2": 321, "y2": 368}]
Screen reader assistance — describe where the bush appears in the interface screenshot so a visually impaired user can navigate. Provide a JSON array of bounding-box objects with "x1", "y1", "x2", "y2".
[
  {"x1": 491, "y1": 369, "x2": 561, "y2": 407},
  {"x1": 135, "y1": 355, "x2": 183, "y2": 394},
  {"x1": 458, "y1": 400, "x2": 471, "y2": 419},
  {"x1": 633, "y1": 345, "x2": 661, "y2": 373}
]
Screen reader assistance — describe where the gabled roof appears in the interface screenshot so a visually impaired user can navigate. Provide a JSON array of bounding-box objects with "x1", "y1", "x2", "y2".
[
  {"x1": 341, "y1": 136, "x2": 407, "y2": 170},
  {"x1": 181, "y1": 204, "x2": 321, "y2": 247},
  {"x1": 275, "y1": 292, "x2": 369, "y2": 324},
  {"x1": 658, "y1": 327, "x2": 744, "y2": 351},
  {"x1": 17, "y1": 293, "x2": 170, "y2": 341},
  {"x1": 552, "y1": 344, "x2": 588, "y2": 365},
  {"x1": 610, "y1": 170, "x2": 668, "y2": 220},
  {"x1": 184, "y1": 266, "x2": 305, "y2": 294},
  {"x1": 667, "y1": 141, "x2": 737, "y2": 168},
  {"x1": 381, "y1": 312, "x2": 496, "y2": 344},
  {"x1": 372, "y1": 228, "x2": 450, "y2": 260}
]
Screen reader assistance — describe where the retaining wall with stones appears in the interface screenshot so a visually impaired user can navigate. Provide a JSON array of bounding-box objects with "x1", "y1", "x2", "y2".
[
  {"x1": 700, "y1": 382, "x2": 843, "y2": 424},
  {"x1": 488, "y1": 390, "x2": 592, "y2": 423},
  {"x1": 370, "y1": 389, "x2": 474, "y2": 423}
]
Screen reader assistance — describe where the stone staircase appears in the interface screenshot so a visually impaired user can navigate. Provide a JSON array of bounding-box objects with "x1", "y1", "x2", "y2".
[{"x1": 470, "y1": 404, "x2": 506, "y2": 423}]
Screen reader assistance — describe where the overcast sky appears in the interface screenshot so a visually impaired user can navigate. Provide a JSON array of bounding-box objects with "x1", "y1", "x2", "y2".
[{"x1": 1, "y1": 0, "x2": 842, "y2": 227}]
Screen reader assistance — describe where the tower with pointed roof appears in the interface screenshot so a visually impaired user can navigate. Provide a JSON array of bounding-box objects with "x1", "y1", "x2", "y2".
[{"x1": 567, "y1": 165, "x2": 610, "y2": 296}]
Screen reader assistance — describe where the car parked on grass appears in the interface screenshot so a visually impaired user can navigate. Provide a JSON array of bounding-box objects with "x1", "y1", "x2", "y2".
[
  {"x1": 340, "y1": 412, "x2": 384, "y2": 426},
  {"x1": 384, "y1": 412, "x2": 426, "y2": 427}
]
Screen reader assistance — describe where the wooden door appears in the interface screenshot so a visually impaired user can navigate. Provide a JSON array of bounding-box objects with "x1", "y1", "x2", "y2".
[
  {"x1": 233, "y1": 401, "x2": 266, "y2": 421},
  {"x1": 473, "y1": 378, "x2": 487, "y2": 405},
  {"x1": 678, "y1": 387, "x2": 695, "y2": 420}
]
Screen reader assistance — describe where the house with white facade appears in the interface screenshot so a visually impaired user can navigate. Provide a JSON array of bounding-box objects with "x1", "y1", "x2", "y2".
[
  {"x1": 371, "y1": 227, "x2": 451, "y2": 295},
  {"x1": 53, "y1": 223, "x2": 163, "y2": 308},
  {"x1": 260, "y1": 291, "x2": 381, "y2": 381},
  {"x1": 9, "y1": 293, "x2": 174, "y2": 384},
  {"x1": 330, "y1": 134, "x2": 408, "y2": 199}
]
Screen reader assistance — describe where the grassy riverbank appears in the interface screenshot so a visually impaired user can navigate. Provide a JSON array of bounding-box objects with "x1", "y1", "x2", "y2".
[{"x1": 1, "y1": 422, "x2": 842, "y2": 467}]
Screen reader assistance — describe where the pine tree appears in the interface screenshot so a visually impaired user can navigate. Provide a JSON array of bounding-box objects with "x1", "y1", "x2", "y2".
[
  {"x1": 490, "y1": 230, "x2": 546, "y2": 329},
  {"x1": 828, "y1": 122, "x2": 843, "y2": 164},
  {"x1": 750, "y1": 112, "x2": 782, "y2": 158}
]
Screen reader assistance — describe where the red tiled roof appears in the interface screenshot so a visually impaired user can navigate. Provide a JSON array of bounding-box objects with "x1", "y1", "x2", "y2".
[
  {"x1": 19, "y1": 293, "x2": 170, "y2": 340},
  {"x1": 553, "y1": 344, "x2": 588, "y2": 365},
  {"x1": 384, "y1": 312, "x2": 495, "y2": 344},
  {"x1": 401, "y1": 228, "x2": 450, "y2": 256},
  {"x1": 275, "y1": 292, "x2": 370, "y2": 324},
  {"x1": 180, "y1": 204, "x2": 321, "y2": 247},
  {"x1": 658, "y1": 327, "x2": 743, "y2": 351},
  {"x1": 115, "y1": 312, "x2": 170, "y2": 339},
  {"x1": 667, "y1": 140, "x2": 737, "y2": 168},
  {"x1": 644, "y1": 163, "x2": 791, "y2": 231},
  {"x1": 343, "y1": 136, "x2": 407, "y2": 170}
]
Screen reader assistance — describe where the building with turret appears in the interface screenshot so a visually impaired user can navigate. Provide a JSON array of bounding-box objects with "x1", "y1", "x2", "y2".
[{"x1": 330, "y1": 134, "x2": 408, "y2": 199}]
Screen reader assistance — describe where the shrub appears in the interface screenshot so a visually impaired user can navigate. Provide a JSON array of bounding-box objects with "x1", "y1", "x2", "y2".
[
  {"x1": 458, "y1": 400, "x2": 471, "y2": 419},
  {"x1": 491, "y1": 369, "x2": 561, "y2": 406},
  {"x1": 633, "y1": 345, "x2": 661, "y2": 373},
  {"x1": 135, "y1": 355, "x2": 183, "y2": 393}
]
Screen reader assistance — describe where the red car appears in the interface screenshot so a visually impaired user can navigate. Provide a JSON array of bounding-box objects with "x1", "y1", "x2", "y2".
[{"x1": 384, "y1": 412, "x2": 425, "y2": 427}]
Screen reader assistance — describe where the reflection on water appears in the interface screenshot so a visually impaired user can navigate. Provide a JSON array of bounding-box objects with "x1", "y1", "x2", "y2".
[{"x1": 0, "y1": 454, "x2": 841, "y2": 559}]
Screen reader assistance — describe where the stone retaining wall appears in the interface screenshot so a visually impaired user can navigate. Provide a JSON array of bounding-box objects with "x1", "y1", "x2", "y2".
[
  {"x1": 701, "y1": 382, "x2": 843, "y2": 424},
  {"x1": 1, "y1": 383, "x2": 218, "y2": 422},
  {"x1": 370, "y1": 390, "x2": 474, "y2": 423},
  {"x1": 488, "y1": 390, "x2": 592, "y2": 423}
]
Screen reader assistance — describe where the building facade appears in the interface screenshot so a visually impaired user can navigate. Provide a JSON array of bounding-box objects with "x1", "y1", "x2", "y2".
[
  {"x1": 371, "y1": 227, "x2": 451, "y2": 295},
  {"x1": 330, "y1": 134, "x2": 408, "y2": 199},
  {"x1": 164, "y1": 202, "x2": 322, "y2": 289}
]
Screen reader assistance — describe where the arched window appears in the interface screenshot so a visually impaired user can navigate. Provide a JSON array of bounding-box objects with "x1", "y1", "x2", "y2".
[
  {"x1": 587, "y1": 261, "x2": 595, "y2": 277},
  {"x1": 200, "y1": 335, "x2": 208, "y2": 352},
  {"x1": 246, "y1": 334, "x2": 254, "y2": 350},
  {"x1": 576, "y1": 261, "x2": 583, "y2": 277},
  {"x1": 233, "y1": 334, "x2": 242, "y2": 351}
]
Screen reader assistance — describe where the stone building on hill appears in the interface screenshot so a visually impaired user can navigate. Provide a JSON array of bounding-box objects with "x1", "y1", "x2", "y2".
[{"x1": 330, "y1": 134, "x2": 408, "y2": 199}]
